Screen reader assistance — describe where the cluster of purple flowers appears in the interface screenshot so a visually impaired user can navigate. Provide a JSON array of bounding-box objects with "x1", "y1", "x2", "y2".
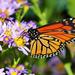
[
  {"x1": 0, "y1": 0, "x2": 28, "y2": 19},
  {"x1": 0, "y1": 19, "x2": 37, "y2": 55},
  {"x1": 0, "y1": 0, "x2": 37, "y2": 55},
  {"x1": 0, "y1": 65, "x2": 28, "y2": 75},
  {"x1": 0, "y1": 1, "x2": 37, "y2": 75}
]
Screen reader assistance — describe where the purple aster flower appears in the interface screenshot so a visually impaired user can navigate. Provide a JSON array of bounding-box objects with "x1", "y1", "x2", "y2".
[
  {"x1": 0, "y1": 19, "x2": 37, "y2": 55},
  {"x1": 16, "y1": 65, "x2": 28, "y2": 74},
  {"x1": 6, "y1": 68, "x2": 18, "y2": 75},
  {"x1": 3, "y1": 36, "x2": 10, "y2": 44},
  {"x1": 6, "y1": 65, "x2": 28, "y2": 75},
  {"x1": 6, "y1": 20, "x2": 31, "y2": 55},
  {"x1": 0, "y1": 0, "x2": 29, "y2": 18}
]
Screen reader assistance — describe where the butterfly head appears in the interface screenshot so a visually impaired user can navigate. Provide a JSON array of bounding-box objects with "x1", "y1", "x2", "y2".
[{"x1": 28, "y1": 28, "x2": 39, "y2": 40}]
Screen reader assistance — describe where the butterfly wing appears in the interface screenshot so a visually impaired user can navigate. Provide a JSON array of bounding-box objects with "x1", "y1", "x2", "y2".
[
  {"x1": 63, "y1": 18, "x2": 75, "y2": 33},
  {"x1": 37, "y1": 22, "x2": 75, "y2": 43},
  {"x1": 29, "y1": 20, "x2": 75, "y2": 57},
  {"x1": 37, "y1": 23, "x2": 72, "y2": 33},
  {"x1": 44, "y1": 32, "x2": 75, "y2": 43},
  {"x1": 30, "y1": 34, "x2": 63, "y2": 57}
]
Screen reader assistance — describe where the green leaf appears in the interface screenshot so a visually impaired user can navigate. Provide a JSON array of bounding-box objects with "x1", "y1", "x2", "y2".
[
  {"x1": 67, "y1": 0, "x2": 75, "y2": 17},
  {"x1": 64, "y1": 63, "x2": 73, "y2": 75}
]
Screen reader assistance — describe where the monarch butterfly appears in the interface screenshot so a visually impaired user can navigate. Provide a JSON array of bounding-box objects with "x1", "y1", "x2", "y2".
[{"x1": 26, "y1": 18, "x2": 75, "y2": 58}]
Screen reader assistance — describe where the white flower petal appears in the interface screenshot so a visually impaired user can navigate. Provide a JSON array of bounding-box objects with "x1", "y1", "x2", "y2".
[
  {"x1": 3, "y1": 23, "x2": 6, "y2": 29},
  {"x1": 0, "y1": 73, "x2": 5, "y2": 75},
  {"x1": 18, "y1": 47, "x2": 28, "y2": 55},
  {"x1": 24, "y1": 46, "x2": 30, "y2": 52},
  {"x1": 0, "y1": 68, "x2": 5, "y2": 75},
  {"x1": 8, "y1": 43, "x2": 11, "y2": 48},
  {"x1": 0, "y1": 45, "x2": 2, "y2": 51},
  {"x1": 0, "y1": 68, "x2": 4, "y2": 72}
]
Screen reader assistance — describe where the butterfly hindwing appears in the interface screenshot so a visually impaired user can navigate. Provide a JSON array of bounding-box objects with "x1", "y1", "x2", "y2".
[
  {"x1": 44, "y1": 32, "x2": 75, "y2": 43},
  {"x1": 30, "y1": 34, "x2": 63, "y2": 57}
]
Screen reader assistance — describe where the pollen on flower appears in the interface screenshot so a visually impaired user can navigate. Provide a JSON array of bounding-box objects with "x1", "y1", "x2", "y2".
[
  {"x1": 5, "y1": 30, "x2": 11, "y2": 36},
  {"x1": 16, "y1": 65, "x2": 24, "y2": 71},
  {"x1": 0, "y1": 10, "x2": 9, "y2": 19},
  {"x1": 3, "y1": 36, "x2": 10, "y2": 43},
  {"x1": 17, "y1": 0, "x2": 25, "y2": 4},
  {"x1": 14, "y1": 37, "x2": 25, "y2": 47},
  {"x1": 11, "y1": 71, "x2": 17, "y2": 75},
  {"x1": 4, "y1": 37, "x2": 9, "y2": 41},
  {"x1": 4, "y1": 10, "x2": 9, "y2": 18},
  {"x1": 0, "y1": 17, "x2": 5, "y2": 22}
]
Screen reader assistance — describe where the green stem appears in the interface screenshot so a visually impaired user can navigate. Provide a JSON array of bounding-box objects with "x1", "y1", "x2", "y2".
[
  {"x1": 64, "y1": 63, "x2": 73, "y2": 75},
  {"x1": 12, "y1": 58, "x2": 20, "y2": 68}
]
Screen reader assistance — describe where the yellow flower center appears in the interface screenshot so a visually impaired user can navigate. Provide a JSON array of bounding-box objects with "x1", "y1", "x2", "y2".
[
  {"x1": 0, "y1": 9, "x2": 9, "y2": 18},
  {"x1": 16, "y1": 65, "x2": 24, "y2": 71},
  {"x1": 14, "y1": 37, "x2": 25, "y2": 47},
  {"x1": 4, "y1": 10, "x2": 9, "y2": 18},
  {"x1": 0, "y1": 18, "x2": 5, "y2": 22},
  {"x1": 11, "y1": 71, "x2": 17, "y2": 75},
  {"x1": 5, "y1": 30, "x2": 11, "y2": 36},
  {"x1": 17, "y1": 0, "x2": 24, "y2": 4},
  {"x1": 5, "y1": 37, "x2": 9, "y2": 41}
]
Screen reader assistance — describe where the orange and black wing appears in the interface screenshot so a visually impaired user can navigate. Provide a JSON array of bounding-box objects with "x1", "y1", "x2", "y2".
[
  {"x1": 37, "y1": 23, "x2": 72, "y2": 33},
  {"x1": 30, "y1": 34, "x2": 64, "y2": 58},
  {"x1": 44, "y1": 32, "x2": 75, "y2": 43},
  {"x1": 37, "y1": 22, "x2": 75, "y2": 43},
  {"x1": 30, "y1": 19, "x2": 75, "y2": 57},
  {"x1": 63, "y1": 18, "x2": 75, "y2": 33}
]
